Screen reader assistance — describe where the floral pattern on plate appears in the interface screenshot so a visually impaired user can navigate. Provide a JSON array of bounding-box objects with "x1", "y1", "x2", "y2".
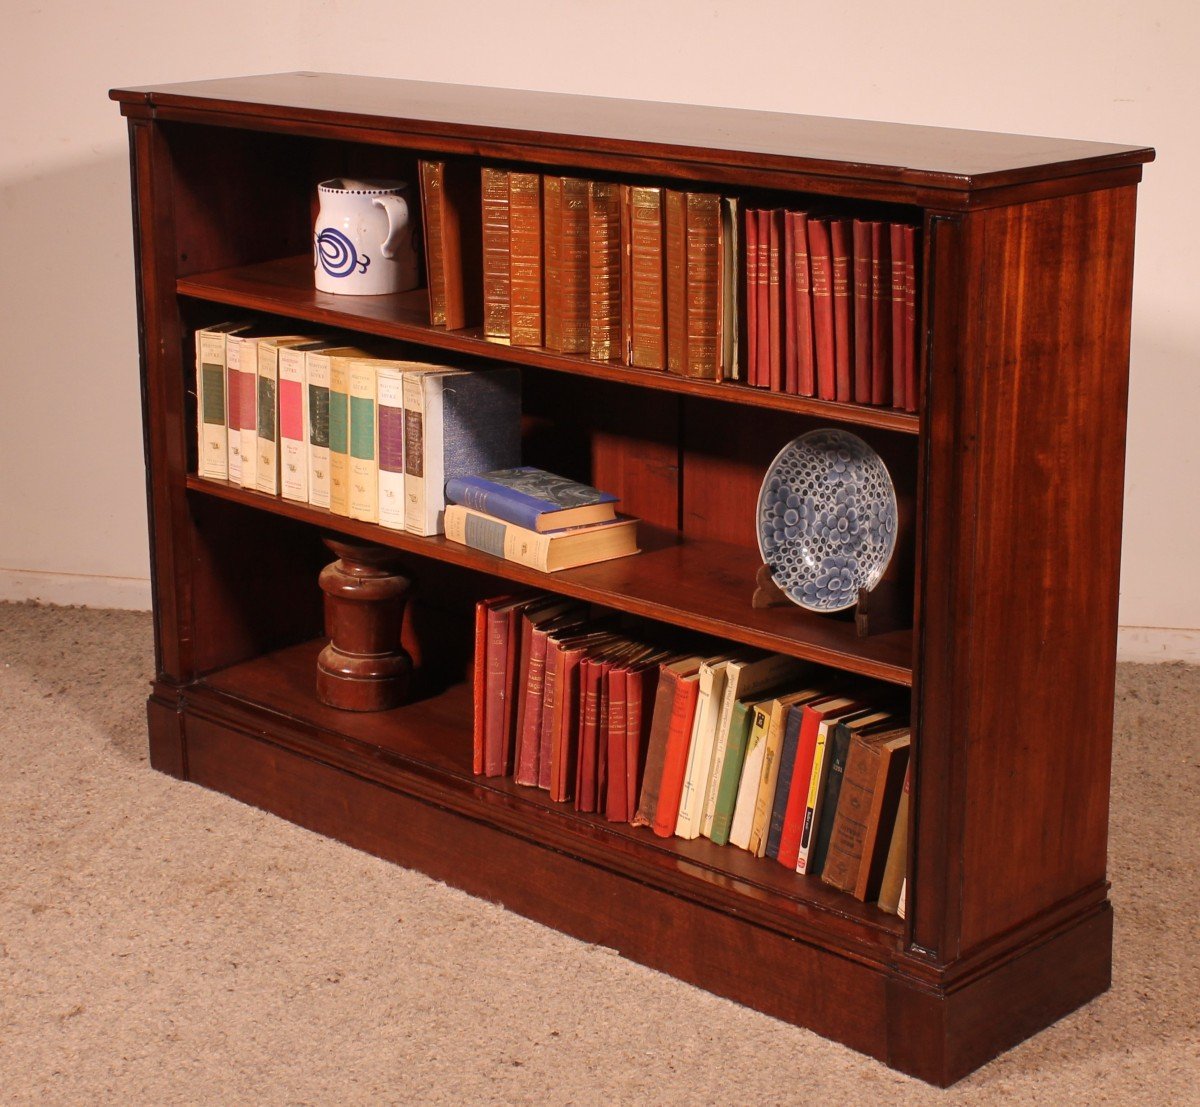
[{"x1": 756, "y1": 428, "x2": 898, "y2": 613}]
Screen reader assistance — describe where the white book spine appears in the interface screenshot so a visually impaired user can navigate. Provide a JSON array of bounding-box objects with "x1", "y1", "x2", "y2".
[
  {"x1": 729, "y1": 704, "x2": 770, "y2": 851},
  {"x1": 377, "y1": 368, "x2": 406, "y2": 530},
  {"x1": 238, "y1": 338, "x2": 258, "y2": 490},
  {"x1": 401, "y1": 372, "x2": 427, "y2": 534},
  {"x1": 306, "y1": 352, "x2": 332, "y2": 509},
  {"x1": 226, "y1": 337, "x2": 243, "y2": 485},
  {"x1": 256, "y1": 343, "x2": 281, "y2": 496},
  {"x1": 279, "y1": 345, "x2": 308, "y2": 502},
  {"x1": 700, "y1": 660, "x2": 745, "y2": 838},
  {"x1": 196, "y1": 330, "x2": 229, "y2": 481},
  {"x1": 347, "y1": 361, "x2": 378, "y2": 523}
]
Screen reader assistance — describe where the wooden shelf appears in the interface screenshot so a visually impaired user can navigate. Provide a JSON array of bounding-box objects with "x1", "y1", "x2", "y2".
[
  {"x1": 186, "y1": 475, "x2": 914, "y2": 686},
  {"x1": 178, "y1": 255, "x2": 921, "y2": 435},
  {"x1": 196, "y1": 638, "x2": 905, "y2": 953}
]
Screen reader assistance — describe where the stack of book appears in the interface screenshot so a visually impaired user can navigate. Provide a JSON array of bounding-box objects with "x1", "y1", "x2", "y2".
[
  {"x1": 417, "y1": 159, "x2": 740, "y2": 380},
  {"x1": 742, "y1": 208, "x2": 919, "y2": 411},
  {"x1": 474, "y1": 595, "x2": 911, "y2": 915},
  {"x1": 194, "y1": 323, "x2": 520, "y2": 536},
  {"x1": 444, "y1": 468, "x2": 639, "y2": 573}
]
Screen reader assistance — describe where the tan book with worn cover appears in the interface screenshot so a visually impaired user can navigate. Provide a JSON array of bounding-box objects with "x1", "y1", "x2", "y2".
[
  {"x1": 629, "y1": 185, "x2": 665, "y2": 369},
  {"x1": 588, "y1": 181, "x2": 621, "y2": 361},
  {"x1": 481, "y1": 168, "x2": 511, "y2": 338},
  {"x1": 877, "y1": 760, "x2": 912, "y2": 913},
  {"x1": 195, "y1": 322, "x2": 250, "y2": 482},
  {"x1": 419, "y1": 159, "x2": 483, "y2": 329},
  {"x1": 543, "y1": 176, "x2": 589, "y2": 354},
  {"x1": 508, "y1": 172, "x2": 543, "y2": 346}
]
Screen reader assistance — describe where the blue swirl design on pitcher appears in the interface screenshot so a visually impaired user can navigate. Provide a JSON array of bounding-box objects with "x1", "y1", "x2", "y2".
[{"x1": 315, "y1": 227, "x2": 370, "y2": 278}]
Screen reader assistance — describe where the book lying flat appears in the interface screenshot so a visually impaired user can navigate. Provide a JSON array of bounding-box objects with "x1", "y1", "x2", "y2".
[
  {"x1": 443, "y1": 505, "x2": 638, "y2": 573},
  {"x1": 445, "y1": 467, "x2": 618, "y2": 532}
]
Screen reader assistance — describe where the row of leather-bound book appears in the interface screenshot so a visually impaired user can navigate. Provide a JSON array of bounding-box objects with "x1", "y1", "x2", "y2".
[
  {"x1": 474, "y1": 594, "x2": 912, "y2": 914},
  {"x1": 418, "y1": 160, "x2": 920, "y2": 411}
]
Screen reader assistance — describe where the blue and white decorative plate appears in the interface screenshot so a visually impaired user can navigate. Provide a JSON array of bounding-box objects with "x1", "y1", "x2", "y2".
[{"x1": 756, "y1": 429, "x2": 898, "y2": 613}]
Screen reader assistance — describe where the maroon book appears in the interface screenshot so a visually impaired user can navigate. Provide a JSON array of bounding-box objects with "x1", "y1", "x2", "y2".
[
  {"x1": 483, "y1": 597, "x2": 525, "y2": 777},
  {"x1": 783, "y1": 212, "x2": 797, "y2": 393},
  {"x1": 890, "y1": 223, "x2": 907, "y2": 410},
  {"x1": 767, "y1": 209, "x2": 784, "y2": 392},
  {"x1": 744, "y1": 208, "x2": 758, "y2": 386},
  {"x1": 830, "y1": 219, "x2": 854, "y2": 403},
  {"x1": 605, "y1": 666, "x2": 630, "y2": 821},
  {"x1": 903, "y1": 225, "x2": 919, "y2": 413},
  {"x1": 807, "y1": 218, "x2": 836, "y2": 401},
  {"x1": 575, "y1": 655, "x2": 609, "y2": 813},
  {"x1": 756, "y1": 208, "x2": 770, "y2": 388},
  {"x1": 870, "y1": 221, "x2": 892, "y2": 406},
  {"x1": 791, "y1": 212, "x2": 815, "y2": 397},
  {"x1": 852, "y1": 219, "x2": 872, "y2": 403}
]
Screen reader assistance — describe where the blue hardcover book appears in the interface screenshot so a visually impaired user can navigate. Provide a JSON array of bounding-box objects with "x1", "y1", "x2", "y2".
[
  {"x1": 765, "y1": 703, "x2": 805, "y2": 859},
  {"x1": 445, "y1": 466, "x2": 618, "y2": 532}
]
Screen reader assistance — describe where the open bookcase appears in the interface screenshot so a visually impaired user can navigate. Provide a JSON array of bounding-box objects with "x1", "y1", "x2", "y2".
[{"x1": 111, "y1": 74, "x2": 1152, "y2": 1085}]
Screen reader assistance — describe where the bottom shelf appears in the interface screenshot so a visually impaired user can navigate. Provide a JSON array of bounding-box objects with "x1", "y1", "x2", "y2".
[
  {"x1": 194, "y1": 637, "x2": 904, "y2": 949},
  {"x1": 162, "y1": 636, "x2": 1115, "y2": 1086}
]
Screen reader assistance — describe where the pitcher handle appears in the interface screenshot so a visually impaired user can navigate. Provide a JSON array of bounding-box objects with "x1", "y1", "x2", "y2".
[{"x1": 374, "y1": 194, "x2": 409, "y2": 260}]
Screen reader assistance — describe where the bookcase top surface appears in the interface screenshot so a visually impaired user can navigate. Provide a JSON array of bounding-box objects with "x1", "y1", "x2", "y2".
[{"x1": 111, "y1": 72, "x2": 1153, "y2": 199}]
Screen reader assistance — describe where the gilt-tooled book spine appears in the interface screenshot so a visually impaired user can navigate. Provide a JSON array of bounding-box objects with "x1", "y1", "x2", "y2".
[
  {"x1": 903, "y1": 225, "x2": 918, "y2": 413},
  {"x1": 515, "y1": 623, "x2": 550, "y2": 787},
  {"x1": 782, "y1": 213, "x2": 797, "y2": 394},
  {"x1": 808, "y1": 219, "x2": 836, "y2": 402},
  {"x1": 376, "y1": 367, "x2": 405, "y2": 530},
  {"x1": 196, "y1": 328, "x2": 229, "y2": 481},
  {"x1": 870, "y1": 221, "x2": 892, "y2": 406},
  {"x1": 767, "y1": 208, "x2": 783, "y2": 392},
  {"x1": 755, "y1": 209, "x2": 770, "y2": 388},
  {"x1": 420, "y1": 160, "x2": 448, "y2": 326},
  {"x1": 629, "y1": 185, "x2": 665, "y2": 369},
  {"x1": 664, "y1": 189, "x2": 686, "y2": 374},
  {"x1": 347, "y1": 361, "x2": 378, "y2": 523},
  {"x1": 588, "y1": 181, "x2": 621, "y2": 362},
  {"x1": 605, "y1": 666, "x2": 629, "y2": 820},
  {"x1": 508, "y1": 172, "x2": 543, "y2": 347},
  {"x1": 792, "y1": 212, "x2": 814, "y2": 397},
  {"x1": 619, "y1": 185, "x2": 633, "y2": 365},
  {"x1": 744, "y1": 208, "x2": 758, "y2": 385},
  {"x1": 852, "y1": 219, "x2": 873, "y2": 404},
  {"x1": 543, "y1": 176, "x2": 590, "y2": 353},
  {"x1": 481, "y1": 168, "x2": 511, "y2": 338},
  {"x1": 685, "y1": 192, "x2": 722, "y2": 380},
  {"x1": 890, "y1": 223, "x2": 907, "y2": 411}
]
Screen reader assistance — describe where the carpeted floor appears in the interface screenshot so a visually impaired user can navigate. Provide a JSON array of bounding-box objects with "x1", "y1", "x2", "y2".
[{"x1": 1, "y1": 601, "x2": 1197, "y2": 1105}]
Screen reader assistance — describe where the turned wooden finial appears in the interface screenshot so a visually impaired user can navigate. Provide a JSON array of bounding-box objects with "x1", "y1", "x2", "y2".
[{"x1": 316, "y1": 537, "x2": 413, "y2": 711}]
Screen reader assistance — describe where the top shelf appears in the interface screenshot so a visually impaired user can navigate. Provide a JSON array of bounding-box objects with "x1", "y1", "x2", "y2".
[
  {"x1": 111, "y1": 72, "x2": 1154, "y2": 208},
  {"x1": 179, "y1": 256, "x2": 921, "y2": 434}
]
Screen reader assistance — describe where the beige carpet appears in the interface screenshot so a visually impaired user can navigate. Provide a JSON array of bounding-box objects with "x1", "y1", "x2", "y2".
[{"x1": 1, "y1": 601, "x2": 1196, "y2": 1105}]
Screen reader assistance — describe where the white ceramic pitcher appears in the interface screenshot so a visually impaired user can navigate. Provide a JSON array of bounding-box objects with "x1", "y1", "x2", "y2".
[{"x1": 313, "y1": 178, "x2": 420, "y2": 296}]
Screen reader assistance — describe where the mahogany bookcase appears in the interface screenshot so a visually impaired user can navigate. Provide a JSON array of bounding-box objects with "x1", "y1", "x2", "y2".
[{"x1": 110, "y1": 73, "x2": 1153, "y2": 1085}]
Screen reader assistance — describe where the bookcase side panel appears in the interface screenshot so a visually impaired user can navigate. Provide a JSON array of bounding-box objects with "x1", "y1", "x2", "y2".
[{"x1": 920, "y1": 186, "x2": 1137, "y2": 955}]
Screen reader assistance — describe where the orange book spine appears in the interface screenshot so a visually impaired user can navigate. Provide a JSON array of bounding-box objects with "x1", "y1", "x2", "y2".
[
  {"x1": 554, "y1": 176, "x2": 590, "y2": 354},
  {"x1": 508, "y1": 172, "x2": 543, "y2": 347},
  {"x1": 630, "y1": 186, "x2": 665, "y2": 369},
  {"x1": 652, "y1": 676, "x2": 701, "y2": 838},
  {"x1": 481, "y1": 168, "x2": 511, "y2": 339},
  {"x1": 588, "y1": 181, "x2": 622, "y2": 361}
]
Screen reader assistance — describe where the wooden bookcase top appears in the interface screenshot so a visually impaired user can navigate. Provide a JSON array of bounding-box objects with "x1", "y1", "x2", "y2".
[{"x1": 110, "y1": 72, "x2": 1154, "y2": 207}]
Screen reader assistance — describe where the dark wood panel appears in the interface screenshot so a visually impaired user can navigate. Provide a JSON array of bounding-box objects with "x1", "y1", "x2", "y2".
[
  {"x1": 177, "y1": 255, "x2": 921, "y2": 433},
  {"x1": 186, "y1": 478, "x2": 915, "y2": 684},
  {"x1": 110, "y1": 73, "x2": 1153, "y2": 199}
]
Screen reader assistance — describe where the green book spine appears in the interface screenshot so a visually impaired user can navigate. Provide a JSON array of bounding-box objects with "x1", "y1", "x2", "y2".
[{"x1": 708, "y1": 699, "x2": 754, "y2": 846}]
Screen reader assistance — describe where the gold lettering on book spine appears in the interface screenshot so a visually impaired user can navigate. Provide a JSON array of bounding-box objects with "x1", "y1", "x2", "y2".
[
  {"x1": 630, "y1": 186, "x2": 664, "y2": 369},
  {"x1": 509, "y1": 173, "x2": 543, "y2": 347},
  {"x1": 589, "y1": 181, "x2": 621, "y2": 361},
  {"x1": 481, "y1": 168, "x2": 511, "y2": 338},
  {"x1": 421, "y1": 161, "x2": 447, "y2": 326},
  {"x1": 684, "y1": 192, "x2": 721, "y2": 379},
  {"x1": 558, "y1": 178, "x2": 590, "y2": 353}
]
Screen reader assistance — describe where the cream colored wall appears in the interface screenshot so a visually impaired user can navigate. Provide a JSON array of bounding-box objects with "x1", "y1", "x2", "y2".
[{"x1": 1, "y1": 1, "x2": 1195, "y2": 659}]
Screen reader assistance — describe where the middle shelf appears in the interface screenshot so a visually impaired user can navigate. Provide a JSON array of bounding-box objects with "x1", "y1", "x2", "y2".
[{"x1": 187, "y1": 475, "x2": 914, "y2": 685}]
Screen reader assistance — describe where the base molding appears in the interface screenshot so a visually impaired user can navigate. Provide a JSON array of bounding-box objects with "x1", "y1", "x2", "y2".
[
  {"x1": 0, "y1": 568, "x2": 152, "y2": 610},
  {"x1": 165, "y1": 696, "x2": 1112, "y2": 1086}
]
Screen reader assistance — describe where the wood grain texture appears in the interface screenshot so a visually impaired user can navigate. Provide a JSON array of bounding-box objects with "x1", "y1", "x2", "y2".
[{"x1": 110, "y1": 73, "x2": 1153, "y2": 206}]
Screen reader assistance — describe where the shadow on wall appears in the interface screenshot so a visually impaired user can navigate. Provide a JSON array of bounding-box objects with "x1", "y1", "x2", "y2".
[{"x1": 0, "y1": 148, "x2": 150, "y2": 585}]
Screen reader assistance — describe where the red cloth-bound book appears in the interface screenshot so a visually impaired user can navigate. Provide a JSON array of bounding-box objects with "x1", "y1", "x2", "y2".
[
  {"x1": 852, "y1": 219, "x2": 872, "y2": 403},
  {"x1": 744, "y1": 208, "x2": 758, "y2": 386},
  {"x1": 652, "y1": 670, "x2": 703, "y2": 838},
  {"x1": 791, "y1": 211, "x2": 815, "y2": 397},
  {"x1": 807, "y1": 219, "x2": 836, "y2": 401}
]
